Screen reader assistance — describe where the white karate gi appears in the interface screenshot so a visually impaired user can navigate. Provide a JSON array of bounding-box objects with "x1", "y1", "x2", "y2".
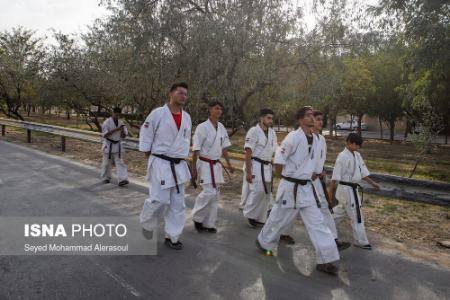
[
  {"x1": 258, "y1": 128, "x2": 339, "y2": 264},
  {"x1": 191, "y1": 119, "x2": 231, "y2": 228},
  {"x1": 139, "y1": 104, "x2": 192, "y2": 243},
  {"x1": 240, "y1": 124, "x2": 277, "y2": 223},
  {"x1": 100, "y1": 117, "x2": 129, "y2": 182},
  {"x1": 332, "y1": 147, "x2": 370, "y2": 246},
  {"x1": 312, "y1": 133, "x2": 338, "y2": 239}
]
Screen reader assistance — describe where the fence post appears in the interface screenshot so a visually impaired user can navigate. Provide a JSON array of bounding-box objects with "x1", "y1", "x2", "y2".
[
  {"x1": 61, "y1": 136, "x2": 66, "y2": 152},
  {"x1": 1, "y1": 125, "x2": 5, "y2": 136},
  {"x1": 27, "y1": 129, "x2": 31, "y2": 143}
]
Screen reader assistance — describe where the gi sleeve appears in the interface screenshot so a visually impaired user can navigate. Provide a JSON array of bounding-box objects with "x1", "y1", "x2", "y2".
[
  {"x1": 101, "y1": 120, "x2": 110, "y2": 137},
  {"x1": 331, "y1": 154, "x2": 344, "y2": 181},
  {"x1": 358, "y1": 153, "x2": 370, "y2": 178},
  {"x1": 222, "y1": 126, "x2": 231, "y2": 149},
  {"x1": 192, "y1": 124, "x2": 206, "y2": 152},
  {"x1": 139, "y1": 110, "x2": 158, "y2": 152},
  {"x1": 244, "y1": 127, "x2": 257, "y2": 151},
  {"x1": 274, "y1": 132, "x2": 295, "y2": 165}
]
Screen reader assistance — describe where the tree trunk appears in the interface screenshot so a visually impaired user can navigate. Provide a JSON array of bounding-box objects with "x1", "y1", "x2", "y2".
[
  {"x1": 389, "y1": 119, "x2": 395, "y2": 141},
  {"x1": 379, "y1": 117, "x2": 383, "y2": 139},
  {"x1": 357, "y1": 114, "x2": 363, "y2": 136}
]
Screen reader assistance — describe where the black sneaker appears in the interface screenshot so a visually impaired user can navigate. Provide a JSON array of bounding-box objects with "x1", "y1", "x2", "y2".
[
  {"x1": 355, "y1": 244, "x2": 372, "y2": 250},
  {"x1": 255, "y1": 240, "x2": 273, "y2": 256},
  {"x1": 248, "y1": 218, "x2": 259, "y2": 228},
  {"x1": 316, "y1": 263, "x2": 339, "y2": 275},
  {"x1": 194, "y1": 221, "x2": 206, "y2": 232},
  {"x1": 280, "y1": 234, "x2": 296, "y2": 245},
  {"x1": 335, "y1": 239, "x2": 351, "y2": 251},
  {"x1": 205, "y1": 227, "x2": 217, "y2": 233},
  {"x1": 118, "y1": 180, "x2": 129, "y2": 187},
  {"x1": 103, "y1": 179, "x2": 110, "y2": 184},
  {"x1": 141, "y1": 228, "x2": 153, "y2": 240},
  {"x1": 164, "y1": 238, "x2": 183, "y2": 250}
]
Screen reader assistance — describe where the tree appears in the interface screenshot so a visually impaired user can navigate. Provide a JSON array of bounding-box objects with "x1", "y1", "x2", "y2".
[{"x1": 0, "y1": 27, "x2": 45, "y2": 120}]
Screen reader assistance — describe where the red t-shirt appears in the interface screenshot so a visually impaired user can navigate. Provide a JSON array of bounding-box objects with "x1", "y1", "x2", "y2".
[{"x1": 172, "y1": 112, "x2": 182, "y2": 130}]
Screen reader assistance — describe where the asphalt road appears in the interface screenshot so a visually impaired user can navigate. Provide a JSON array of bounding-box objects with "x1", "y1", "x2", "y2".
[{"x1": 0, "y1": 140, "x2": 449, "y2": 300}]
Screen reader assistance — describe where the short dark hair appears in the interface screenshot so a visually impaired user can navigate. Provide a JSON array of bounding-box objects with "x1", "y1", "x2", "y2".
[
  {"x1": 313, "y1": 110, "x2": 323, "y2": 117},
  {"x1": 346, "y1": 132, "x2": 363, "y2": 146},
  {"x1": 113, "y1": 107, "x2": 122, "y2": 113},
  {"x1": 208, "y1": 101, "x2": 224, "y2": 109},
  {"x1": 169, "y1": 82, "x2": 188, "y2": 92},
  {"x1": 259, "y1": 108, "x2": 274, "y2": 117},
  {"x1": 295, "y1": 106, "x2": 313, "y2": 120}
]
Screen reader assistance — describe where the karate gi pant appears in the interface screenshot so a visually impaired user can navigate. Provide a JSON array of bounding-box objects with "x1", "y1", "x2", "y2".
[
  {"x1": 333, "y1": 194, "x2": 369, "y2": 245},
  {"x1": 258, "y1": 201, "x2": 339, "y2": 264},
  {"x1": 240, "y1": 177, "x2": 249, "y2": 208},
  {"x1": 192, "y1": 183, "x2": 219, "y2": 228},
  {"x1": 140, "y1": 184, "x2": 186, "y2": 243},
  {"x1": 243, "y1": 181, "x2": 271, "y2": 223},
  {"x1": 321, "y1": 201, "x2": 338, "y2": 239},
  {"x1": 100, "y1": 153, "x2": 128, "y2": 182}
]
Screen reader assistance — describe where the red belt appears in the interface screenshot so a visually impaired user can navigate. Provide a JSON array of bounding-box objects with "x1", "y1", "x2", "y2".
[{"x1": 199, "y1": 156, "x2": 220, "y2": 189}]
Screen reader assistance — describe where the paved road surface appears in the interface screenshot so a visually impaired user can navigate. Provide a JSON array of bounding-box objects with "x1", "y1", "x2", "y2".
[{"x1": 0, "y1": 140, "x2": 449, "y2": 300}]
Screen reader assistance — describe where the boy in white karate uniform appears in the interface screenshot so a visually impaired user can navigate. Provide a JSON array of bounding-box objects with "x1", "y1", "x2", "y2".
[
  {"x1": 311, "y1": 110, "x2": 350, "y2": 251},
  {"x1": 139, "y1": 82, "x2": 192, "y2": 250},
  {"x1": 329, "y1": 133, "x2": 381, "y2": 250},
  {"x1": 257, "y1": 106, "x2": 340, "y2": 275},
  {"x1": 191, "y1": 101, "x2": 233, "y2": 233},
  {"x1": 241, "y1": 108, "x2": 277, "y2": 228},
  {"x1": 100, "y1": 107, "x2": 129, "y2": 186}
]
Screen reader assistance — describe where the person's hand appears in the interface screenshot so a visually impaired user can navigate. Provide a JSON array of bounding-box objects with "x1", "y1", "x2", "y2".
[
  {"x1": 191, "y1": 168, "x2": 198, "y2": 182},
  {"x1": 246, "y1": 172, "x2": 253, "y2": 184},
  {"x1": 319, "y1": 171, "x2": 326, "y2": 181},
  {"x1": 311, "y1": 173, "x2": 318, "y2": 181},
  {"x1": 121, "y1": 132, "x2": 126, "y2": 138},
  {"x1": 372, "y1": 182, "x2": 381, "y2": 190},
  {"x1": 145, "y1": 151, "x2": 151, "y2": 158}
]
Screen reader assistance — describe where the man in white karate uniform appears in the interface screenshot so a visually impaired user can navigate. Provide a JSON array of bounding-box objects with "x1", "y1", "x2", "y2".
[
  {"x1": 241, "y1": 109, "x2": 278, "y2": 228},
  {"x1": 257, "y1": 106, "x2": 340, "y2": 274},
  {"x1": 100, "y1": 107, "x2": 129, "y2": 186},
  {"x1": 311, "y1": 110, "x2": 350, "y2": 251},
  {"x1": 191, "y1": 101, "x2": 233, "y2": 233},
  {"x1": 329, "y1": 133, "x2": 381, "y2": 250},
  {"x1": 139, "y1": 82, "x2": 192, "y2": 250}
]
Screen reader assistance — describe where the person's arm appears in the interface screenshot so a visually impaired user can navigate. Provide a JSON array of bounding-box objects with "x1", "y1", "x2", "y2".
[
  {"x1": 139, "y1": 111, "x2": 157, "y2": 158},
  {"x1": 363, "y1": 176, "x2": 381, "y2": 190},
  {"x1": 243, "y1": 128, "x2": 257, "y2": 183},
  {"x1": 102, "y1": 121, "x2": 121, "y2": 138},
  {"x1": 244, "y1": 148, "x2": 253, "y2": 183},
  {"x1": 191, "y1": 150, "x2": 199, "y2": 182},
  {"x1": 222, "y1": 148, "x2": 234, "y2": 173}
]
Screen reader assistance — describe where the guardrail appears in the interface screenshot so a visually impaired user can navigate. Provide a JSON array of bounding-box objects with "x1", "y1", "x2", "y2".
[{"x1": 1, "y1": 117, "x2": 449, "y2": 206}]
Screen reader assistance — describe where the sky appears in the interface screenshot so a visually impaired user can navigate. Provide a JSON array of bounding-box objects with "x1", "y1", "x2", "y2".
[
  {"x1": 0, "y1": 0, "x2": 109, "y2": 38},
  {"x1": 0, "y1": 0, "x2": 379, "y2": 41}
]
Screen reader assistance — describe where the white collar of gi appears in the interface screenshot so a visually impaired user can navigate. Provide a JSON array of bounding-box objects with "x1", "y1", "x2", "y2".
[{"x1": 344, "y1": 147, "x2": 355, "y2": 157}]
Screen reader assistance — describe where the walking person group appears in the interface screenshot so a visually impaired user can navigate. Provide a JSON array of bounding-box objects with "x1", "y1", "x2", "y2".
[{"x1": 102, "y1": 82, "x2": 381, "y2": 275}]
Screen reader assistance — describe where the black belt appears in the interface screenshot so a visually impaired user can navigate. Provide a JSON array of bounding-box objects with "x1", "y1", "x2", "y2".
[
  {"x1": 199, "y1": 156, "x2": 220, "y2": 189},
  {"x1": 252, "y1": 157, "x2": 272, "y2": 194},
  {"x1": 281, "y1": 176, "x2": 321, "y2": 209},
  {"x1": 339, "y1": 181, "x2": 363, "y2": 223},
  {"x1": 152, "y1": 154, "x2": 186, "y2": 193},
  {"x1": 106, "y1": 138, "x2": 121, "y2": 160}
]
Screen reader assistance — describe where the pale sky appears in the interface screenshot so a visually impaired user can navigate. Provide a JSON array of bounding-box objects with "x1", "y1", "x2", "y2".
[
  {"x1": 0, "y1": 0, "x2": 378, "y2": 40},
  {"x1": 0, "y1": 0, "x2": 109, "y2": 37}
]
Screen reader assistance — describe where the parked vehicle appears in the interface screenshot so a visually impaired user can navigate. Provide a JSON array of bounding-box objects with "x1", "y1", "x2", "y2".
[{"x1": 334, "y1": 120, "x2": 368, "y2": 131}]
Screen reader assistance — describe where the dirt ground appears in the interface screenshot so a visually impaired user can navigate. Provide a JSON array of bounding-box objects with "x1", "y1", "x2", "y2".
[{"x1": 1, "y1": 126, "x2": 449, "y2": 269}]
